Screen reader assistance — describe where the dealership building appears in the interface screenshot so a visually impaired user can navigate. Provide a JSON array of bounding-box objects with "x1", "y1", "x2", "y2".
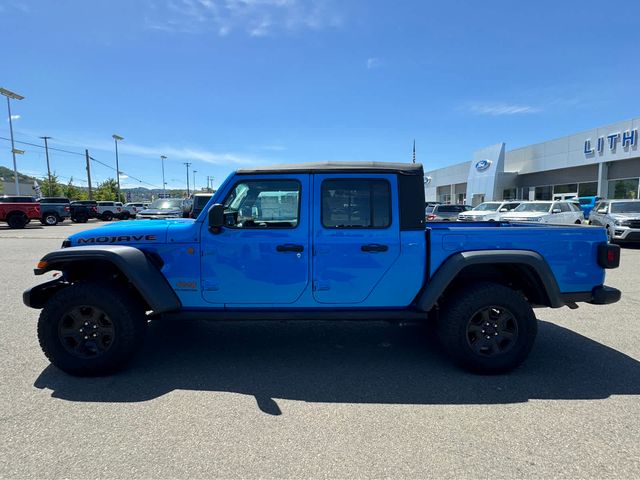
[{"x1": 424, "y1": 117, "x2": 640, "y2": 206}]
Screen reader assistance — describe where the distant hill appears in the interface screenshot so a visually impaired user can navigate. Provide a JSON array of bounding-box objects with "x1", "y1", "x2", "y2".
[{"x1": 0, "y1": 165, "x2": 38, "y2": 183}]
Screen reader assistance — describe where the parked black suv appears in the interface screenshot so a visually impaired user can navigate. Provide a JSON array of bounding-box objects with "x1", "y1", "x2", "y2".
[{"x1": 69, "y1": 200, "x2": 98, "y2": 223}]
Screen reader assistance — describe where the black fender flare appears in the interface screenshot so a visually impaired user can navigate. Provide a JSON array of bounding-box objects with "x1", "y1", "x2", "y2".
[
  {"x1": 414, "y1": 250, "x2": 564, "y2": 311},
  {"x1": 25, "y1": 245, "x2": 181, "y2": 313}
]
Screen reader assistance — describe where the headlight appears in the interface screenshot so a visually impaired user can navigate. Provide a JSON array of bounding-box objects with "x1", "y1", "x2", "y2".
[{"x1": 614, "y1": 219, "x2": 628, "y2": 226}]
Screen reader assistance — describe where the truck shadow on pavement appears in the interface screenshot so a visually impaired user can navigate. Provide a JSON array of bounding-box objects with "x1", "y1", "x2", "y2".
[{"x1": 34, "y1": 319, "x2": 640, "y2": 414}]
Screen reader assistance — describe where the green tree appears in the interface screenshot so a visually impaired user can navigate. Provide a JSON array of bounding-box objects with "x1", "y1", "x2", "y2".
[
  {"x1": 63, "y1": 178, "x2": 88, "y2": 201},
  {"x1": 94, "y1": 178, "x2": 125, "y2": 202},
  {"x1": 40, "y1": 173, "x2": 64, "y2": 197}
]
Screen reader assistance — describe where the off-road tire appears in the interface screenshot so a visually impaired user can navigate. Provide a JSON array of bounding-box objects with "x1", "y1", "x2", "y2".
[
  {"x1": 437, "y1": 282, "x2": 537, "y2": 374},
  {"x1": 101, "y1": 211, "x2": 114, "y2": 221},
  {"x1": 72, "y1": 213, "x2": 89, "y2": 223},
  {"x1": 37, "y1": 281, "x2": 147, "y2": 376},
  {"x1": 7, "y1": 212, "x2": 28, "y2": 229}
]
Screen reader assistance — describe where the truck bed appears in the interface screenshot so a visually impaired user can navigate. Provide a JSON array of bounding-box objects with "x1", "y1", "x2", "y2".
[{"x1": 426, "y1": 221, "x2": 608, "y2": 293}]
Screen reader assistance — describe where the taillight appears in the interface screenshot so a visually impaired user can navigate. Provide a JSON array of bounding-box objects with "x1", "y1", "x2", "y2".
[
  {"x1": 117, "y1": 207, "x2": 122, "y2": 212},
  {"x1": 64, "y1": 206, "x2": 70, "y2": 212},
  {"x1": 597, "y1": 243, "x2": 620, "y2": 269},
  {"x1": 427, "y1": 214, "x2": 436, "y2": 220}
]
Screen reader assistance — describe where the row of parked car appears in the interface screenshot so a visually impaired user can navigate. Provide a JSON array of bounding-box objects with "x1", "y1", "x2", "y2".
[
  {"x1": 426, "y1": 198, "x2": 640, "y2": 243},
  {"x1": 0, "y1": 193, "x2": 215, "y2": 228}
]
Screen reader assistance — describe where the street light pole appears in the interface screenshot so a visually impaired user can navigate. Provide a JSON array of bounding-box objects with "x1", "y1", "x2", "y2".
[
  {"x1": 184, "y1": 162, "x2": 191, "y2": 196},
  {"x1": 193, "y1": 170, "x2": 197, "y2": 192},
  {"x1": 40, "y1": 136, "x2": 53, "y2": 196},
  {"x1": 112, "y1": 134, "x2": 124, "y2": 202},
  {"x1": 1, "y1": 87, "x2": 25, "y2": 195},
  {"x1": 160, "y1": 155, "x2": 167, "y2": 197}
]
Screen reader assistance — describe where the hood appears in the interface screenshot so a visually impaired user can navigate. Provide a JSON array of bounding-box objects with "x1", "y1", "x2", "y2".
[
  {"x1": 610, "y1": 213, "x2": 640, "y2": 220},
  {"x1": 67, "y1": 219, "x2": 184, "y2": 246},
  {"x1": 138, "y1": 208, "x2": 182, "y2": 215},
  {"x1": 459, "y1": 210, "x2": 496, "y2": 217},
  {"x1": 502, "y1": 211, "x2": 548, "y2": 219}
]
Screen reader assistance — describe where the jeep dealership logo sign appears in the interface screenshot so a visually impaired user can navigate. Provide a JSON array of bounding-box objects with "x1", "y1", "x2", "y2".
[
  {"x1": 585, "y1": 129, "x2": 637, "y2": 155},
  {"x1": 475, "y1": 159, "x2": 492, "y2": 171}
]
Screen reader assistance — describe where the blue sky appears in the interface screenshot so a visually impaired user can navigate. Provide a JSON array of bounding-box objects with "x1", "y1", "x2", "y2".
[{"x1": 1, "y1": 0, "x2": 639, "y2": 190}]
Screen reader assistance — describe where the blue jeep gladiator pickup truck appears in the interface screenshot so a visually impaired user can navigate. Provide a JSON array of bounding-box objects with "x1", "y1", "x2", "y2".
[{"x1": 24, "y1": 162, "x2": 621, "y2": 376}]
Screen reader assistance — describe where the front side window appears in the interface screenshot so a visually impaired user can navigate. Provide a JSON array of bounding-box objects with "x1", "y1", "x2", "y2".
[
  {"x1": 223, "y1": 180, "x2": 300, "y2": 228},
  {"x1": 322, "y1": 179, "x2": 391, "y2": 228}
]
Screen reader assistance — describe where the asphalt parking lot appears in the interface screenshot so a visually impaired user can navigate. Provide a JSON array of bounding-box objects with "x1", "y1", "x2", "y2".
[{"x1": 1, "y1": 221, "x2": 639, "y2": 479}]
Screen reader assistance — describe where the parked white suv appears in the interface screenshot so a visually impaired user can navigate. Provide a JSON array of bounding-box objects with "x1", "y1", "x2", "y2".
[
  {"x1": 457, "y1": 201, "x2": 521, "y2": 221},
  {"x1": 122, "y1": 202, "x2": 149, "y2": 219},
  {"x1": 95, "y1": 201, "x2": 122, "y2": 221},
  {"x1": 501, "y1": 201, "x2": 584, "y2": 225}
]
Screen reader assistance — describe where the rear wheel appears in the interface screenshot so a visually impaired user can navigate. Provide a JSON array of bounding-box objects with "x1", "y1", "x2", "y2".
[
  {"x1": 38, "y1": 282, "x2": 147, "y2": 376},
  {"x1": 574, "y1": 219, "x2": 581, "y2": 224},
  {"x1": 7, "y1": 212, "x2": 28, "y2": 229},
  {"x1": 42, "y1": 213, "x2": 59, "y2": 226},
  {"x1": 437, "y1": 282, "x2": 537, "y2": 374},
  {"x1": 101, "y1": 211, "x2": 113, "y2": 221}
]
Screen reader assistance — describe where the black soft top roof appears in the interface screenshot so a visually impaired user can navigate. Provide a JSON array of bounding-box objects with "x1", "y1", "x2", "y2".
[{"x1": 237, "y1": 161, "x2": 424, "y2": 176}]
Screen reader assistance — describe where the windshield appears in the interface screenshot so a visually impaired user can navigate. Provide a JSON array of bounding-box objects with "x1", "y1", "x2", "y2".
[
  {"x1": 425, "y1": 205, "x2": 435, "y2": 213},
  {"x1": 194, "y1": 196, "x2": 212, "y2": 208},
  {"x1": 514, "y1": 202, "x2": 552, "y2": 213},
  {"x1": 149, "y1": 199, "x2": 182, "y2": 209},
  {"x1": 578, "y1": 198, "x2": 592, "y2": 205},
  {"x1": 610, "y1": 202, "x2": 640, "y2": 214},
  {"x1": 472, "y1": 202, "x2": 502, "y2": 212}
]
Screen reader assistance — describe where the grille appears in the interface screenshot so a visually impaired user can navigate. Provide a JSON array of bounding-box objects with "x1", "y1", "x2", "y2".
[{"x1": 627, "y1": 220, "x2": 640, "y2": 228}]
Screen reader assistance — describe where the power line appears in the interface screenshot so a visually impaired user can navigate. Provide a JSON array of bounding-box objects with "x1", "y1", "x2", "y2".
[{"x1": 0, "y1": 135, "x2": 163, "y2": 189}]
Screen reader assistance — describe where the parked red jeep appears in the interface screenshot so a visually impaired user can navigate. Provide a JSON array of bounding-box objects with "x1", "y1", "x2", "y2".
[{"x1": 0, "y1": 200, "x2": 41, "y2": 228}]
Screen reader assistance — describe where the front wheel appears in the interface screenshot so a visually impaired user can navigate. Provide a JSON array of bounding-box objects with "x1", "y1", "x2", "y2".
[
  {"x1": 101, "y1": 212, "x2": 113, "y2": 221},
  {"x1": 437, "y1": 282, "x2": 537, "y2": 374},
  {"x1": 37, "y1": 282, "x2": 147, "y2": 376}
]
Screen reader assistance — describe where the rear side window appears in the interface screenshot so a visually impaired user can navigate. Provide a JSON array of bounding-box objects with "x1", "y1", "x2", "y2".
[
  {"x1": 436, "y1": 205, "x2": 463, "y2": 213},
  {"x1": 322, "y1": 179, "x2": 391, "y2": 228},
  {"x1": 559, "y1": 203, "x2": 571, "y2": 212}
]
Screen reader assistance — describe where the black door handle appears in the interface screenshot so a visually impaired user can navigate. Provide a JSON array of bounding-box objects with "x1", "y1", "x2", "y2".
[
  {"x1": 361, "y1": 243, "x2": 389, "y2": 253},
  {"x1": 276, "y1": 244, "x2": 304, "y2": 253}
]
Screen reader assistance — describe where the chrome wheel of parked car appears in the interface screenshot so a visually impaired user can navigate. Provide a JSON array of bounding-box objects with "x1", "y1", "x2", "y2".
[{"x1": 43, "y1": 213, "x2": 59, "y2": 226}]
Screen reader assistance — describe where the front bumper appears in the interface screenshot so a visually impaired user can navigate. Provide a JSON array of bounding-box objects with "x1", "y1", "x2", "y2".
[
  {"x1": 561, "y1": 285, "x2": 622, "y2": 306},
  {"x1": 612, "y1": 226, "x2": 640, "y2": 242}
]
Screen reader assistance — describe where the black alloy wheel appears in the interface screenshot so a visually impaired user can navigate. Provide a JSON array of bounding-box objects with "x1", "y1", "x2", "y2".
[{"x1": 58, "y1": 305, "x2": 115, "y2": 359}]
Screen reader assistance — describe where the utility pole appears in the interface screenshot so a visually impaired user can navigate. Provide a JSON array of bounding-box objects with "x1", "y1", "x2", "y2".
[
  {"x1": 40, "y1": 136, "x2": 53, "y2": 196},
  {"x1": 1, "y1": 87, "x2": 25, "y2": 195},
  {"x1": 112, "y1": 134, "x2": 124, "y2": 202},
  {"x1": 193, "y1": 170, "x2": 198, "y2": 193},
  {"x1": 184, "y1": 162, "x2": 191, "y2": 196},
  {"x1": 160, "y1": 155, "x2": 167, "y2": 197},
  {"x1": 85, "y1": 149, "x2": 93, "y2": 200},
  {"x1": 412, "y1": 139, "x2": 416, "y2": 164}
]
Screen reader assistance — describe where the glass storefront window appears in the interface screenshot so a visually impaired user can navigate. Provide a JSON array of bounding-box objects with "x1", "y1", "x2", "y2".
[
  {"x1": 608, "y1": 178, "x2": 640, "y2": 199},
  {"x1": 534, "y1": 185, "x2": 553, "y2": 200},
  {"x1": 553, "y1": 183, "x2": 577, "y2": 194},
  {"x1": 578, "y1": 182, "x2": 598, "y2": 197},
  {"x1": 503, "y1": 188, "x2": 516, "y2": 200}
]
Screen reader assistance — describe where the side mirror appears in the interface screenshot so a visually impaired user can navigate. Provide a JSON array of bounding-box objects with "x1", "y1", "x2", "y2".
[
  {"x1": 552, "y1": 208, "x2": 562, "y2": 214},
  {"x1": 208, "y1": 204, "x2": 224, "y2": 233},
  {"x1": 597, "y1": 208, "x2": 607, "y2": 214}
]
